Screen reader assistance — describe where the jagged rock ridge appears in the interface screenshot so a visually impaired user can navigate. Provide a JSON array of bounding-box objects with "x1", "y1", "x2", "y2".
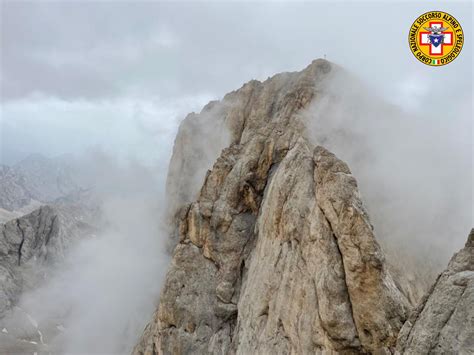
[
  {"x1": 0, "y1": 197, "x2": 98, "y2": 319},
  {"x1": 134, "y1": 60, "x2": 412, "y2": 354},
  {"x1": 0, "y1": 198, "x2": 99, "y2": 353},
  {"x1": 396, "y1": 229, "x2": 474, "y2": 354}
]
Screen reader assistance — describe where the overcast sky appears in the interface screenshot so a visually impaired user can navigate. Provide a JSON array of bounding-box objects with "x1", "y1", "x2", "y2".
[{"x1": 0, "y1": 1, "x2": 472, "y2": 165}]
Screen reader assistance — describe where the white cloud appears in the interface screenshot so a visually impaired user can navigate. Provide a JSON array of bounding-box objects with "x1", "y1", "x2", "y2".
[{"x1": 1, "y1": 94, "x2": 213, "y2": 165}]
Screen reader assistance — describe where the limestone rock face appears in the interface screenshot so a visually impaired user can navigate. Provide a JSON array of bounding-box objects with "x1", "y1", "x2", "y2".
[
  {"x1": 166, "y1": 102, "x2": 230, "y2": 219},
  {"x1": 134, "y1": 60, "x2": 410, "y2": 354},
  {"x1": 0, "y1": 203, "x2": 97, "y2": 319},
  {"x1": 397, "y1": 229, "x2": 474, "y2": 354}
]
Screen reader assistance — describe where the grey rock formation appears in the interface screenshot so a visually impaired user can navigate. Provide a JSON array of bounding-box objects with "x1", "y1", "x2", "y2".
[
  {"x1": 166, "y1": 102, "x2": 230, "y2": 219},
  {"x1": 0, "y1": 201, "x2": 97, "y2": 320},
  {"x1": 397, "y1": 229, "x2": 474, "y2": 354},
  {"x1": 134, "y1": 59, "x2": 410, "y2": 354},
  {"x1": 0, "y1": 196, "x2": 99, "y2": 353}
]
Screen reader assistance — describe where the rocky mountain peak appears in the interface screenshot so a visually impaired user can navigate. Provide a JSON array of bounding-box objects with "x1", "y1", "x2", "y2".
[
  {"x1": 134, "y1": 59, "x2": 412, "y2": 354},
  {"x1": 165, "y1": 59, "x2": 333, "y2": 220}
]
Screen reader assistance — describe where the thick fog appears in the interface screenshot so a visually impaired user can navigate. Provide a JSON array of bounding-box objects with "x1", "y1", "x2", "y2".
[
  {"x1": 0, "y1": 0, "x2": 472, "y2": 353},
  {"x1": 3, "y1": 151, "x2": 170, "y2": 353},
  {"x1": 303, "y1": 66, "x2": 471, "y2": 274}
]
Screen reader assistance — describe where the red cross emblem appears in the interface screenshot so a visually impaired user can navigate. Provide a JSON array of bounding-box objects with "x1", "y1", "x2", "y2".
[{"x1": 419, "y1": 21, "x2": 453, "y2": 56}]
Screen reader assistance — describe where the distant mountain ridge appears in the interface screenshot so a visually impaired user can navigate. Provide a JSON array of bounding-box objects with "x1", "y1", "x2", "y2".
[
  {"x1": 0, "y1": 189, "x2": 101, "y2": 353},
  {"x1": 0, "y1": 154, "x2": 80, "y2": 222}
]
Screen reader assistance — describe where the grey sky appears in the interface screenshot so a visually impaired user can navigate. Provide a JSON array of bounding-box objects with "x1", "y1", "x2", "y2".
[{"x1": 0, "y1": 1, "x2": 472, "y2": 163}]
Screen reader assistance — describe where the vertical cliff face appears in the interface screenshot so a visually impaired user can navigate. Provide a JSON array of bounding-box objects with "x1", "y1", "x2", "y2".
[
  {"x1": 0, "y1": 192, "x2": 99, "y2": 318},
  {"x1": 134, "y1": 59, "x2": 411, "y2": 354},
  {"x1": 0, "y1": 194, "x2": 99, "y2": 353},
  {"x1": 397, "y1": 229, "x2": 474, "y2": 354}
]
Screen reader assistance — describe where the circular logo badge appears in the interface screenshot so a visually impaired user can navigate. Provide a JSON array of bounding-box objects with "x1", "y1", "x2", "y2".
[{"x1": 409, "y1": 11, "x2": 464, "y2": 66}]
